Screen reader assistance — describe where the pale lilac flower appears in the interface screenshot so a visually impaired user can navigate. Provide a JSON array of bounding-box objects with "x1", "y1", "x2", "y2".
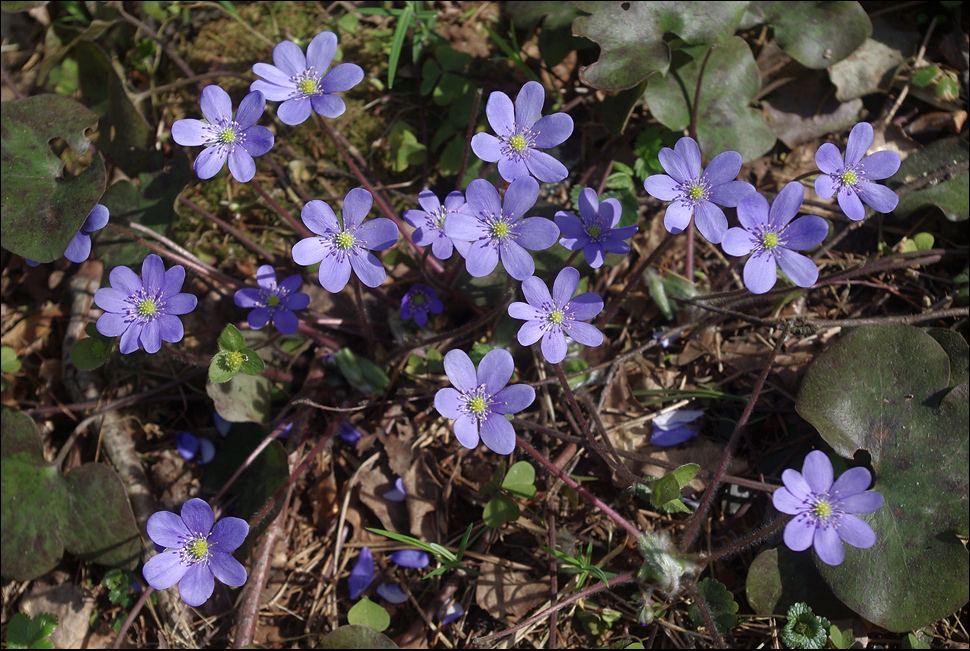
[
  {"x1": 643, "y1": 137, "x2": 754, "y2": 244},
  {"x1": 471, "y1": 81, "x2": 573, "y2": 183},
  {"x1": 401, "y1": 284, "x2": 443, "y2": 327},
  {"x1": 234, "y1": 265, "x2": 309, "y2": 335},
  {"x1": 338, "y1": 421, "x2": 362, "y2": 444},
  {"x1": 508, "y1": 267, "x2": 603, "y2": 364},
  {"x1": 348, "y1": 547, "x2": 375, "y2": 599},
  {"x1": 403, "y1": 190, "x2": 469, "y2": 260},
  {"x1": 251, "y1": 31, "x2": 364, "y2": 126},
  {"x1": 175, "y1": 431, "x2": 215, "y2": 464},
  {"x1": 171, "y1": 86, "x2": 273, "y2": 183},
  {"x1": 94, "y1": 254, "x2": 198, "y2": 354},
  {"x1": 721, "y1": 183, "x2": 828, "y2": 294},
  {"x1": 383, "y1": 478, "x2": 406, "y2": 502},
  {"x1": 438, "y1": 601, "x2": 464, "y2": 626},
  {"x1": 26, "y1": 204, "x2": 110, "y2": 267},
  {"x1": 555, "y1": 188, "x2": 637, "y2": 268},
  {"x1": 390, "y1": 550, "x2": 430, "y2": 569},
  {"x1": 142, "y1": 498, "x2": 248, "y2": 607},
  {"x1": 650, "y1": 409, "x2": 703, "y2": 446},
  {"x1": 434, "y1": 349, "x2": 535, "y2": 455},
  {"x1": 376, "y1": 582, "x2": 408, "y2": 604},
  {"x1": 291, "y1": 189, "x2": 399, "y2": 293},
  {"x1": 773, "y1": 450, "x2": 884, "y2": 566},
  {"x1": 815, "y1": 122, "x2": 901, "y2": 221},
  {"x1": 444, "y1": 177, "x2": 559, "y2": 281}
]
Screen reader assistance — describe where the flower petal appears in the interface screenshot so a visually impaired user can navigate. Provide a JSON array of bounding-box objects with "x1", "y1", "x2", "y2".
[
  {"x1": 485, "y1": 90, "x2": 514, "y2": 136},
  {"x1": 514, "y1": 81, "x2": 544, "y2": 127},
  {"x1": 801, "y1": 451, "x2": 834, "y2": 493},
  {"x1": 837, "y1": 187, "x2": 866, "y2": 221},
  {"x1": 180, "y1": 498, "x2": 214, "y2": 536},
  {"x1": 772, "y1": 487, "x2": 806, "y2": 515},
  {"x1": 227, "y1": 148, "x2": 256, "y2": 183},
  {"x1": 171, "y1": 119, "x2": 213, "y2": 147},
  {"x1": 783, "y1": 515, "x2": 816, "y2": 552},
  {"x1": 673, "y1": 137, "x2": 702, "y2": 180},
  {"x1": 493, "y1": 384, "x2": 535, "y2": 415},
  {"x1": 702, "y1": 150, "x2": 742, "y2": 185},
  {"x1": 815, "y1": 142, "x2": 844, "y2": 175},
  {"x1": 348, "y1": 547, "x2": 375, "y2": 599},
  {"x1": 143, "y1": 550, "x2": 187, "y2": 590},
  {"x1": 780, "y1": 468, "x2": 813, "y2": 502},
  {"x1": 521, "y1": 275, "x2": 552, "y2": 308},
  {"x1": 829, "y1": 466, "x2": 872, "y2": 497},
  {"x1": 838, "y1": 491, "x2": 884, "y2": 515},
  {"x1": 321, "y1": 63, "x2": 365, "y2": 93},
  {"x1": 478, "y1": 348, "x2": 514, "y2": 394},
  {"x1": 306, "y1": 31, "x2": 337, "y2": 71},
  {"x1": 377, "y1": 582, "x2": 409, "y2": 604},
  {"x1": 356, "y1": 217, "x2": 399, "y2": 252},
  {"x1": 708, "y1": 180, "x2": 754, "y2": 208},
  {"x1": 736, "y1": 191, "x2": 770, "y2": 231},
  {"x1": 147, "y1": 510, "x2": 190, "y2": 548},
  {"x1": 693, "y1": 201, "x2": 727, "y2": 244},
  {"x1": 63, "y1": 233, "x2": 91, "y2": 263},
  {"x1": 179, "y1": 562, "x2": 215, "y2": 607},
  {"x1": 341, "y1": 188, "x2": 374, "y2": 230},
  {"x1": 443, "y1": 349, "x2": 477, "y2": 393},
  {"x1": 775, "y1": 248, "x2": 819, "y2": 288},
  {"x1": 209, "y1": 551, "x2": 247, "y2": 587},
  {"x1": 200, "y1": 85, "x2": 232, "y2": 124},
  {"x1": 743, "y1": 251, "x2": 778, "y2": 294},
  {"x1": 813, "y1": 525, "x2": 845, "y2": 566},
  {"x1": 552, "y1": 267, "x2": 579, "y2": 305},
  {"x1": 540, "y1": 330, "x2": 568, "y2": 364},
  {"x1": 470, "y1": 133, "x2": 502, "y2": 163},
  {"x1": 272, "y1": 309, "x2": 299, "y2": 335},
  {"x1": 235, "y1": 91, "x2": 266, "y2": 130},
  {"x1": 480, "y1": 413, "x2": 516, "y2": 455},
  {"x1": 783, "y1": 215, "x2": 828, "y2": 250},
  {"x1": 434, "y1": 387, "x2": 464, "y2": 419},
  {"x1": 531, "y1": 112, "x2": 573, "y2": 149},
  {"x1": 721, "y1": 227, "x2": 756, "y2": 257},
  {"x1": 663, "y1": 201, "x2": 693, "y2": 234},
  {"x1": 348, "y1": 250, "x2": 386, "y2": 288},
  {"x1": 514, "y1": 217, "x2": 559, "y2": 251},
  {"x1": 319, "y1": 254, "x2": 352, "y2": 292},
  {"x1": 768, "y1": 182, "x2": 804, "y2": 230},
  {"x1": 390, "y1": 550, "x2": 430, "y2": 569},
  {"x1": 563, "y1": 320, "x2": 603, "y2": 347},
  {"x1": 301, "y1": 200, "x2": 339, "y2": 234},
  {"x1": 855, "y1": 181, "x2": 899, "y2": 214},
  {"x1": 465, "y1": 238, "x2": 499, "y2": 277},
  {"x1": 311, "y1": 93, "x2": 346, "y2": 119},
  {"x1": 241, "y1": 125, "x2": 274, "y2": 157},
  {"x1": 272, "y1": 40, "x2": 307, "y2": 77},
  {"x1": 836, "y1": 514, "x2": 877, "y2": 549},
  {"x1": 453, "y1": 414, "x2": 480, "y2": 449},
  {"x1": 844, "y1": 122, "x2": 873, "y2": 167},
  {"x1": 859, "y1": 150, "x2": 901, "y2": 181},
  {"x1": 567, "y1": 292, "x2": 603, "y2": 321},
  {"x1": 210, "y1": 516, "x2": 249, "y2": 552},
  {"x1": 524, "y1": 149, "x2": 568, "y2": 184},
  {"x1": 194, "y1": 145, "x2": 228, "y2": 180},
  {"x1": 277, "y1": 97, "x2": 313, "y2": 126},
  {"x1": 499, "y1": 240, "x2": 536, "y2": 281},
  {"x1": 643, "y1": 174, "x2": 681, "y2": 201},
  {"x1": 658, "y1": 148, "x2": 692, "y2": 184},
  {"x1": 503, "y1": 177, "x2": 539, "y2": 220}
]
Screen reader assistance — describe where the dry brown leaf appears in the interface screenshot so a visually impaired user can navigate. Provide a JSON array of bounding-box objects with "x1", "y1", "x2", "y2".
[
  {"x1": 21, "y1": 583, "x2": 93, "y2": 650},
  {"x1": 475, "y1": 564, "x2": 547, "y2": 621},
  {"x1": 404, "y1": 452, "x2": 441, "y2": 542},
  {"x1": 358, "y1": 464, "x2": 409, "y2": 534}
]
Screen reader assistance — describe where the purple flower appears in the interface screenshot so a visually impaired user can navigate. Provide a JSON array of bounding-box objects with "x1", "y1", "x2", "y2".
[
  {"x1": 401, "y1": 284, "x2": 443, "y2": 327},
  {"x1": 337, "y1": 421, "x2": 363, "y2": 444},
  {"x1": 815, "y1": 122, "x2": 901, "y2": 221},
  {"x1": 26, "y1": 204, "x2": 110, "y2": 267},
  {"x1": 171, "y1": 86, "x2": 274, "y2": 183},
  {"x1": 389, "y1": 550, "x2": 430, "y2": 569},
  {"x1": 94, "y1": 254, "x2": 198, "y2": 354},
  {"x1": 434, "y1": 349, "x2": 535, "y2": 455},
  {"x1": 291, "y1": 189, "x2": 399, "y2": 293},
  {"x1": 251, "y1": 31, "x2": 364, "y2": 126},
  {"x1": 376, "y1": 582, "x2": 408, "y2": 604},
  {"x1": 403, "y1": 190, "x2": 469, "y2": 260},
  {"x1": 444, "y1": 177, "x2": 559, "y2": 281},
  {"x1": 383, "y1": 477, "x2": 406, "y2": 502},
  {"x1": 213, "y1": 411, "x2": 231, "y2": 437},
  {"x1": 721, "y1": 183, "x2": 828, "y2": 294},
  {"x1": 650, "y1": 409, "x2": 703, "y2": 446},
  {"x1": 175, "y1": 431, "x2": 215, "y2": 464},
  {"x1": 234, "y1": 265, "x2": 309, "y2": 335},
  {"x1": 508, "y1": 267, "x2": 603, "y2": 364},
  {"x1": 773, "y1": 450, "x2": 884, "y2": 566},
  {"x1": 555, "y1": 188, "x2": 637, "y2": 268},
  {"x1": 438, "y1": 600, "x2": 464, "y2": 626},
  {"x1": 643, "y1": 137, "x2": 754, "y2": 244},
  {"x1": 142, "y1": 498, "x2": 248, "y2": 607},
  {"x1": 348, "y1": 547, "x2": 375, "y2": 599},
  {"x1": 471, "y1": 81, "x2": 573, "y2": 184}
]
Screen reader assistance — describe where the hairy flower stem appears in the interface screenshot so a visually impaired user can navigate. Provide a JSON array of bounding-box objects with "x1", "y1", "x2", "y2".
[
  {"x1": 248, "y1": 178, "x2": 313, "y2": 238},
  {"x1": 552, "y1": 363, "x2": 640, "y2": 486},
  {"x1": 516, "y1": 435, "x2": 642, "y2": 540},
  {"x1": 352, "y1": 277, "x2": 375, "y2": 347},
  {"x1": 455, "y1": 87, "x2": 483, "y2": 193},
  {"x1": 680, "y1": 323, "x2": 791, "y2": 552},
  {"x1": 686, "y1": 579, "x2": 727, "y2": 648},
  {"x1": 111, "y1": 585, "x2": 156, "y2": 649},
  {"x1": 599, "y1": 231, "x2": 678, "y2": 327},
  {"x1": 685, "y1": 221, "x2": 696, "y2": 282},
  {"x1": 700, "y1": 515, "x2": 788, "y2": 567}
]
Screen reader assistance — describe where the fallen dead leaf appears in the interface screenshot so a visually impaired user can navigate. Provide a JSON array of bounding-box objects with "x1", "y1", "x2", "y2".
[{"x1": 475, "y1": 563, "x2": 547, "y2": 622}]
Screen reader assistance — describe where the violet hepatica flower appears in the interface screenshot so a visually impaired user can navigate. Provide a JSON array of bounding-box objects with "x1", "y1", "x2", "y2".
[
  {"x1": 815, "y1": 122, "x2": 901, "y2": 221},
  {"x1": 292, "y1": 189, "x2": 399, "y2": 293},
  {"x1": 773, "y1": 450, "x2": 884, "y2": 566},
  {"x1": 471, "y1": 80, "x2": 573, "y2": 184},
  {"x1": 251, "y1": 31, "x2": 364, "y2": 126},
  {"x1": 142, "y1": 498, "x2": 248, "y2": 607},
  {"x1": 171, "y1": 86, "x2": 273, "y2": 183},
  {"x1": 234, "y1": 265, "x2": 309, "y2": 335},
  {"x1": 444, "y1": 177, "x2": 559, "y2": 281},
  {"x1": 348, "y1": 547, "x2": 375, "y2": 600},
  {"x1": 390, "y1": 550, "x2": 430, "y2": 569},
  {"x1": 94, "y1": 254, "x2": 198, "y2": 354},
  {"x1": 434, "y1": 349, "x2": 536, "y2": 455},
  {"x1": 337, "y1": 421, "x2": 363, "y2": 444},
  {"x1": 643, "y1": 137, "x2": 754, "y2": 244},
  {"x1": 650, "y1": 409, "x2": 704, "y2": 447},
  {"x1": 721, "y1": 183, "x2": 828, "y2": 295},
  {"x1": 403, "y1": 190, "x2": 469, "y2": 260},
  {"x1": 555, "y1": 188, "x2": 638, "y2": 268},
  {"x1": 508, "y1": 267, "x2": 603, "y2": 365},
  {"x1": 176, "y1": 431, "x2": 215, "y2": 465},
  {"x1": 26, "y1": 204, "x2": 110, "y2": 267},
  {"x1": 401, "y1": 283, "x2": 444, "y2": 327},
  {"x1": 438, "y1": 600, "x2": 464, "y2": 626},
  {"x1": 383, "y1": 477, "x2": 406, "y2": 502}
]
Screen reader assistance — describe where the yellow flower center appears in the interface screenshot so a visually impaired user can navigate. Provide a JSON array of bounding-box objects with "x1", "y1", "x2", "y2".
[
  {"x1": 266, "y1": 294, "x2": 281, "y2": 308},
  {"x1": 587, "y1": 225, "x2": 601, "y2": 238},
  {"x1": 812, "y1": 499, "x2": 833, "y2": 519},
  {"x1": 548, "y1": 309, "x2": 565, "y2": 325},
  {"x1": 762, "y1": 232, "x2": 780, "y2": 249},
  {"x1": 224, "y1": 350, "x2": 244, "y2": 371},
  {"x1": 467, "y1": 395, "x2": 487, "y2": 415},
  {"x1": 412, "y1": 293, "x2": 426, "y2": 306},
  {"x1": 335, "y1": 231, "x2": 355, "y2": 250},
  {"x1": 688, "y1": 184, "x2": 705, "y2": 200},
  {"x1": 491, "y1": 222, "x2": 510, "y2": 239},
  {"x1": 188, "y1": 539, "x2": 209, "y2": 560},
  {"x1": 217, "y1": 127, "x2": 237, "y2": 145},
  {"x1": 509, "y1": 134, "x2": 527, "y2": 153},
  {"x1": 298, "y1": 77, "x2": 319, "y2": 95},
  {"x1": 840, "y1": 169, "x2": 858, "y2": 186},
  {"x1": 137, "y1": 298, "x2": 158, "y2": 318}
]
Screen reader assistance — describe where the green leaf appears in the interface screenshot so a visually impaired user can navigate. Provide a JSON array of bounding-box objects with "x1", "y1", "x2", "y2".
[
  {"x1": 0, "y1": 95, "x2": 106, "y2": 262},
  {"x1": 6, "y1": 612, "x2": 57, "y2": 650},
  {"x1": 209, "y1": 352, "x2": 240, "y2": 384},
  {"x1": 501, "y1": 460, "x2": 537, "y2": 498},
  {"x1": 238, "y1": 349, "x2": 265, "y2": 376},
  {"x1": 366, "y1": 527, "x2": 454, "y2": 562},
  {"x1": 387, "y1": 121, "x2": 426, "y2": 172},
  {"x1": 645, "y1": 37, "x2": 775, "y2": 162},
  {"x1": 688, "y1": 578, "x2": 738, "y2": 633},
  {"x1": 468, "y1": 343, "x2": 494, "y2": 367},
  {"x1": 386, "y1": 3, "x2": 414, "y2": 89},
  {"x1": 334, "y1": 348, "x2": 390, "y2": 394},
  {"x1": 780, "y1": 602, "x2": 829, "y2": 649},
  {"x1": 206, "y1": 373, "x2": 272, "y2": 423},
  {"x1": 752, "y1": 2, "x2": 871, "y2": 69},
  {"x1": 1, "y1": 407, "x2": 139, "y2": 581},
  {"x1": 577, "y1": 604, "x2": 622, "y2": 635},
  {"x1": 796, "y1": 324, "x2": 969, "y2": 631},
  {"x1": 672, "y1": 463, "x2": 700, "y2": 487},
  {"x1": 483, "y1": 494, "x2": 520, "y2": 528},
  {"x1": 572, "y1": 1, "x2": 747, "y2": 91},
  {"x1": 745, "y1": 546, "x2": 853, "y2": 620},
  {"x1": 890, "y1": 136, "x2": 969, "y2": 222},
  {"x1": 318, "y1": 625, "x2": 398, "y2": 649},
  {"x1": 347, "y1": 598, "x2": 390, "y2": 632},
  {"x1": 898, "y1": 232, "x2": 935, "y2": 252},
  {"x1": 829, "y1": 624, "x2": 854, "y2": 649},
  {"x1": 70, "y1": 334, "x2": 113, "y2": 371},
  {"x1": 1, "y1": 346, "x2": 21, "y2": 374},
  {"x1": 218, "y1": 324, "x2": 246, "y2": 351}
]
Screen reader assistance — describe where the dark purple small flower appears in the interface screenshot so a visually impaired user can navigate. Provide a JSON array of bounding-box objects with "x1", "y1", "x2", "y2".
[
  {"x1": 773, "y1": 450, "x2": 884, "y2": 566},
  {"x1": 507, "y1": 267, "x2": 603, "y2": 364},
  {"x1": 650, "y1": 409, "x2": 703, "y2": 447},
  {"x1": 555, "y1": 188, "x2": 637, "y2": 268},
  {"x1": 721, "y1": 183, "x2": 828, "y2": 294},
  {"x1": 292, "y1": 189, "x2": 399, "y2": 293},
  {"x1": 175, "y1": 431, "x2": 215, "y2": 464},
  {"x1": 234, "y1": 265, "x2": 309, "y2": 335},
  {"x1": 434, "y1": 349, "x2": 535, "y2": 455},
  {"x1": 438, "y1": 600, "x2": 464, "y2": 626},
  {"x1": 444, "y1": 177, "x2": 559, "y2": 281},
  {"x1": 471, "y1": 81, "x2": 573, "y2": 184},
  {"x1": 348, "y1": 547, "x2": 375, "y2": 599},
  {"x1": 815, "y1": 122, "x2": 901, "y2": 221},
  {"x1": 403, "y1": 190, "x2": 469, "y2": 260},
  {"x1": 142, "y1": 498, "x2": 248, "y2": 607},
  {"x1": 376, "y1": 582, "x2": 409, "y2": 604},
  {"x1": 26, "y1": 204, "x2": 110, "y2": 267},
  {"x1": 383, "y1": 477, "x2": 406, "y2": 502},
  {"x1": 643, "y1": 137, "x2": 754, "y2": 244},
  {"x1": 337, "y1": 421, "x2": 363, "y2": 444},
  {"x1": 171, "y1": 86, "x2": 274, "y2": 183},
  {"x1": 94, "y1": 254, "x2": 198, "y2": 354},
  {"x1": 389, "y1": 550, "x2": 430, "y2": 569},
  {"x1": 251, "y1": 31, "x2": 364, "y2": 126},
  {"x1": 401, "y1": 284, "x2": 443, "y2": 327}
]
